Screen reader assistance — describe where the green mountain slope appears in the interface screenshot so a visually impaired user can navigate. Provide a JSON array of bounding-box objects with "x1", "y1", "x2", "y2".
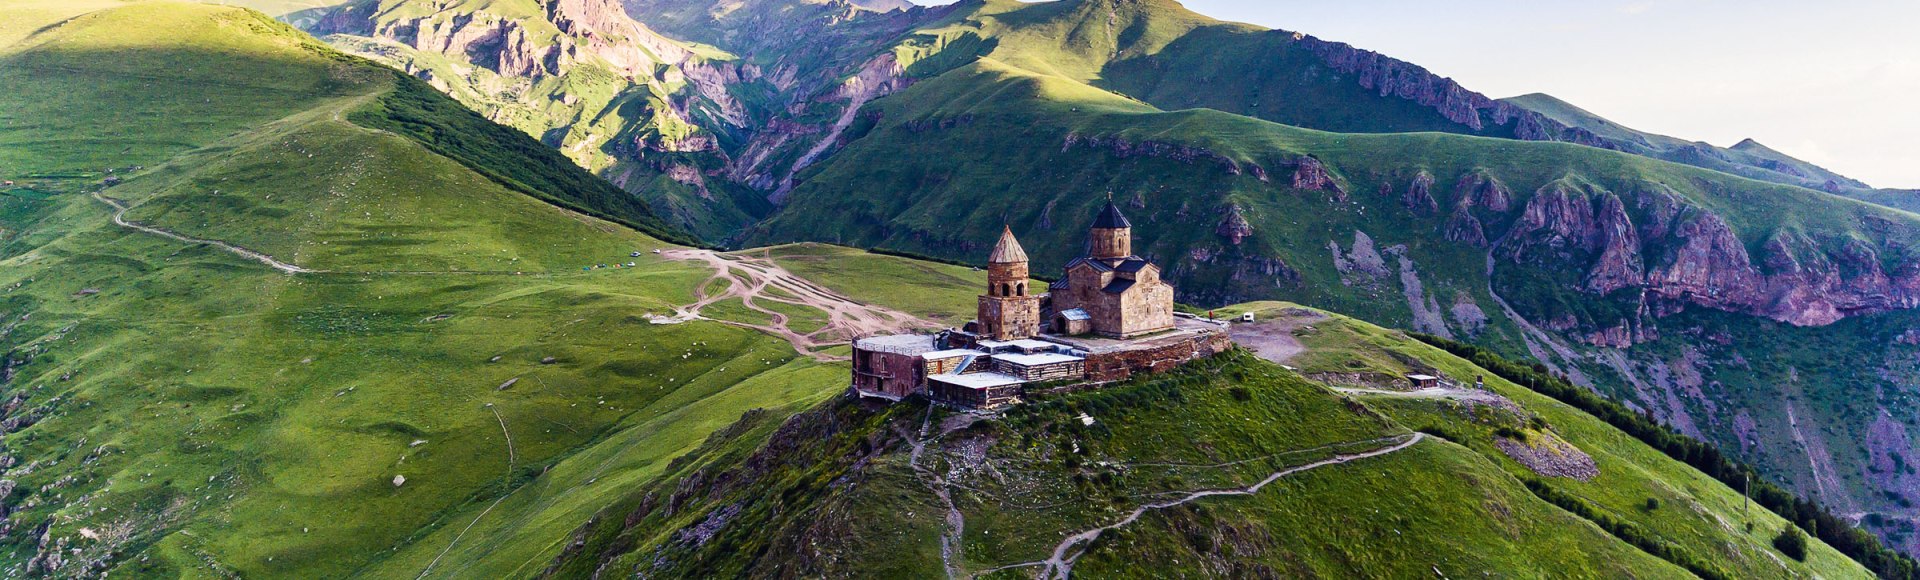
[
  {"x1": 734, "y1": 0, "x2": 1920, "y2": 557},
  {"x1": 0, "y1": 3, "x2": 870, "y2": 575},
  {"x1": 543, "y1": 307, "x2": 1870, "y2": 577}
]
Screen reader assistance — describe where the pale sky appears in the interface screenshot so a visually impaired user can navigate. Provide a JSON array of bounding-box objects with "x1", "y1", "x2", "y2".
[{"x1": 913, "y1": 0, "x2": 1920, "y2": 189}]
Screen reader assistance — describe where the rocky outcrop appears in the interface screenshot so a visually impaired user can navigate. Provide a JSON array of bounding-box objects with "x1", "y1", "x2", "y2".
[
  {"x1": 769, "y1": 52, "x2": 912, "y2": 202},
  {"x1": 308, "y1": 1, "x2": 376, "y2": 36},
  {"x1": 1216, "y1": 204, "x2": 1253, "y2": 245},
  {"x1": 664, "y1": 164, "x2": 714, "y2": 200},
  {"x1": 1403, "y1": 171, "x2": 1438, "y2": 214},
  {"x1": 1456, "y1": 173, "x2": 1512, "y2": 213},
  {"x1": 1583, "y1": 193, "x2": 1643, "y2": 294},
  {"x1": 1295, "y1": 33, "x2": 1584, "y2": 140},
  {"x1": 1290, "y1": 156, "x2": 1341, "y2": 197},
  {"x1": 1329, "y1": 230, "x2": 1390, "y2": 285},
  {"x1": 1449, "y1": 295, "x2": 1489, "y2": 336},
  {"x1": 1443, "y1": 204, "x2": 1487, "y2": 248},
  {"x1": 1496, "y1": 433, "x2": 1599, "y2": 481}
]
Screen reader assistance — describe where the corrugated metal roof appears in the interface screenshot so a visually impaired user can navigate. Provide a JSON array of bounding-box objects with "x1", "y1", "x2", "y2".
[
  {"x1": 853, "y1": 334, "x2": 937, "y2": 355},
  {"x1": 995, "y1": 352, "x2": 1084, "y2": 366},
  {"x1": 978, "y1": 338, "x2": 1060, "y2": 351},
  {"x1": 1058, "y1": 308, "x2": 1092, "y2": 321},
  {"x1": 929, "y1": 372, "x2": 1025, "y2": 389}
]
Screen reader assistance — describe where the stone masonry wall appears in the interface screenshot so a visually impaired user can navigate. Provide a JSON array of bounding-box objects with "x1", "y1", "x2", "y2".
[
  {"x1": 979, "y1": 295, "x2": 1043, "y2": 340},
  {"x1": 1084, "y1": 330, "x2": 1234, "y2": 382}
]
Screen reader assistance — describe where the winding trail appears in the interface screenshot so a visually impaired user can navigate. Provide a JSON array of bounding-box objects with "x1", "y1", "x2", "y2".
[
  {"x1": 658, "y1": 248, "x2": 936, "y2": 361},
  {"x1": 418, "y1": 407, "x2": 518, "y2": 579},
  {"x1": 906, "y1": 410, "x2": 969, "y2": 579},
  {"x1": 1004, "y1": 433, "x2": 1426, "y2": 579},
  {"x1": 92, "y1": 191, "x2": 319, "y2": 274}
]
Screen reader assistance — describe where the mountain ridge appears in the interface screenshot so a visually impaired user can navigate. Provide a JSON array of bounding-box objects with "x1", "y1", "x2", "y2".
[{"x1": 2, "y1": 1, "x2": 1915, "y2": 575}]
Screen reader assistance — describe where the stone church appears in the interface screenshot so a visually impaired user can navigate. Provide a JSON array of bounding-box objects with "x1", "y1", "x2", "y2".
[
  {"x1": 850, "y1": 201, "x2": 1225, "y2": 409},
  {"x1": 970, "y1": 200, "x2": 1176, "y2": 340},
  {"x1": 1047, "y1": 201, "x2": 1176, "y2": 338}
]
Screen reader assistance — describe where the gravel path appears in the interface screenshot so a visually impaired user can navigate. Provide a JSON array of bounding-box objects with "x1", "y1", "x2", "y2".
[
  {"x1": 660, "y1": 249, "x2": 937, "y2": 361},
  {"x1": 93, "y1": 191, "x2": 319, "y2": 274}
]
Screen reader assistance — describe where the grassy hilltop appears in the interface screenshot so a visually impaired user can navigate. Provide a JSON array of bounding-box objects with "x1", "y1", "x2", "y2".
[
  {"x1": 549, "y1": 304, "x2": 1868, "y2": 578},
  {"x1": 0, "y1": 3, "x2": 895, "y2": 575}
]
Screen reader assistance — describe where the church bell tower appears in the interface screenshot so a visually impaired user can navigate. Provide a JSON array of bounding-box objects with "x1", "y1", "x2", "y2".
[
  {"x1": 1087, "y1": 198, "x2": 1133, "y2": 262},
  {"x1": 977, "y1": 226, "x2": 1043, "y2": 340}
]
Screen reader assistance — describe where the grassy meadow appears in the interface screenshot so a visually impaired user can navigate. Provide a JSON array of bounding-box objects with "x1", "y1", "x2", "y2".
[{"x1": 0, "y1": 3, "x2": 986, "y2": 575}]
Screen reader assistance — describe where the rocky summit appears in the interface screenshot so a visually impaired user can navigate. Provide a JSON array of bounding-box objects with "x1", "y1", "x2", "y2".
[{"x1": 2, "y1": 0, "x2": 1917, "y2": 577}]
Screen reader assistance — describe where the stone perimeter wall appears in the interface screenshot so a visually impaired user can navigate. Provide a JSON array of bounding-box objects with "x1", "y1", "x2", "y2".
[{"x1": 1084, "y1": 330, "x2": 1233, "y2": 383}]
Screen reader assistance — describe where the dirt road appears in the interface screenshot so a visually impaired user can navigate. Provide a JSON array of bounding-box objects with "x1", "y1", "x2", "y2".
[
  {"x1": 1228, "y1": 308, "x2": 1327, "y2": 365},
  {"x1": 93, "y1": 191, "x2": 319, "y2": 274},
  {"x1": 659, "y1": 249, "x2": 938, "y2": 361}
]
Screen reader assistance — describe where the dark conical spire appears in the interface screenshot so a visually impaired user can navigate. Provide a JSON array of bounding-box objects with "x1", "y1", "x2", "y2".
[
  {"x1": 988, "y1": 225, "x2": 1029, "y2": 263},
  {"x1": 1092, "y1": 199, "x2": 1131, "y2": 229}
]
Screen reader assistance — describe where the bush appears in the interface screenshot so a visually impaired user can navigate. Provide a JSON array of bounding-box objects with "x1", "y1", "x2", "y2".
[
  {"x1": 1777, "y1": 526, "x2": 1809, "y2": 561},
  {"x1": 1645, "y1": 498, "x2": 1661, "y2": 512},
  {"x1": 1417, "y1": 425, "x2": 1467, "y2": 443}
]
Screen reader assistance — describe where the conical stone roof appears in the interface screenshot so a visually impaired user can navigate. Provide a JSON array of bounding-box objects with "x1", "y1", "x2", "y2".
[
  {"x1": 988, "y1": 226, "x2": 1029, "y2": 263},
  {"x1": 1092, "y1": 200, "x2": 1132, "y2": 229}
]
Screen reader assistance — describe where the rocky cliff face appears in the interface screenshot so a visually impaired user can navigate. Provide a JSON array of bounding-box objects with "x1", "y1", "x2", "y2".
[
  {"x1": 1494, "y1": 181, "x2": 1920, "y2": 335},
  {"x1": 320, "y1": 0, "x2": 700, "y2": 84},
  {"x1": 1305, "y1": 36, "x2": 1528, "y2": 134}
]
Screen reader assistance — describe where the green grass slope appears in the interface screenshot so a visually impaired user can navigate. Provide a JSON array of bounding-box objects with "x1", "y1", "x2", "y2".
[
  {"x1": 0, "y1": 3, "x2": 937, "y2": 575},
  {"x1": 1219, "y1": 302, "x2": 1874, "y2": 578},
  {"x1": 542, "y1": 336, "x2": 1869, "y2": 577}
]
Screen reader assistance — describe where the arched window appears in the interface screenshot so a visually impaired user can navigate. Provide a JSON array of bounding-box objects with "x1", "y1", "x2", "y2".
[
  {"x1": 1000, "y1": 283, "x2": 1011, "y2": 297},
  {"x1": 1016, "y1": 283, "x2": 1026, "y2": 296}
]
